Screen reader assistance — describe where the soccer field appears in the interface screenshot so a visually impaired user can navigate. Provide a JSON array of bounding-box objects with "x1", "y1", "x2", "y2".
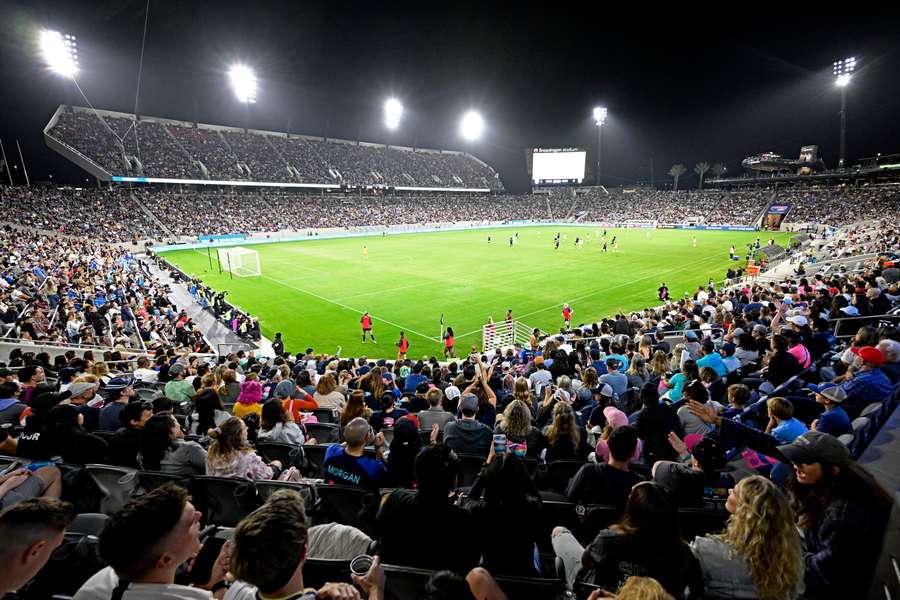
[{"x1": 159, "y1": 227, "x2": 790, "y2": 357}]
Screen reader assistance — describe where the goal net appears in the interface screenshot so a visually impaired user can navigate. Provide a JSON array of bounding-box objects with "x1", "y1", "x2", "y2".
[
  {"x1": 217, "y1": 247, "x2": 261, "y2": 277},
  {"x1": 482, "y1": 320, "x2": 538, "y2": 354}
]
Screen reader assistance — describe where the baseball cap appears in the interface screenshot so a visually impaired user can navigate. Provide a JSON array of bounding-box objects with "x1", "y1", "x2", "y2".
[
  {"x1": 459, "y1": 393, "x2": 479, "y2": 413},
  {"x1": 602, "y1": 406, "x2": 628, "y2": 429},
  {"x1": 169, "y1": 364, "x2": 186, "y2": 377},
  {"x1": 840, "y1": 306, "x2": 860, "y2": 316},
  {"x1": 553, "y1": 388, "x2": 571, "y2": 403},
  {"x1": 817, "y1": 384, "x2": 847, "y2": 404},
  {"x1": 105, "y1": 376, "x2": 134, "y2": 392},
  {"x1": 684, "y1": 331, "x2": 699, "y2": 341},
  {"x1": 851, "y1": 346, "x2": 885, "y2": 366},
  {"x1": 444, "y1": 385, "x2": 461, "y2": 401},
  {"x1": 786, "y1": 315, "x2": 808, "y2": 327},
  {"x1": 778, "y1": 430, "x2": 850, "y2": 467},
  {"x1": 597, "y1": 383, "x2": 614, "y2": 398},
  {"x1": 67, "y1": 381, "x2": 96, "y2": 398}
]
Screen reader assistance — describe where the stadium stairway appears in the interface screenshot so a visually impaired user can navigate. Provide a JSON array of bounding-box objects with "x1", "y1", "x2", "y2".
[{"x1": 141, "y1": 256, "x2": 258, "y2": 353}]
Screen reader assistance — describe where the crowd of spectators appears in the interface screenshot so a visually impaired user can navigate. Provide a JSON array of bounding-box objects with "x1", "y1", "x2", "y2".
[
  {"x1": 49, "y1": 109, "x2": 504, "y2": 190},
  {"x1": 0, "y1": 226, "x2": 210, "y2": 354},
  {"x1": 0, "y1": 218, "x2": 896, "y2": 597},
  {"x1": 777, "y1": 184, "x2": 900, "y2": 226}
]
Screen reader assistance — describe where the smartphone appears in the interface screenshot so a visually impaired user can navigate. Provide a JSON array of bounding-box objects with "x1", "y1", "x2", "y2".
[
  {"x1": 493, "y1": 434, "x2": 507, "y2": 454},
  {"x1": 188, "y1": 536, "x2": 227, "y2": 585}
]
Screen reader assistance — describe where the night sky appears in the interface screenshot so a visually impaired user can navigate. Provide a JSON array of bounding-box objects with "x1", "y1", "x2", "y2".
[{"x1": 1, "y1": 2, "x2": 898, "y2": 193}]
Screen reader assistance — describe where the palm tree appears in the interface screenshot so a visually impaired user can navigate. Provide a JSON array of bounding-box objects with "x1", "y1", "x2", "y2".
[
  {"x1": 694, "y1": 161, "x2": 710, "y2": 189},
  {"x1": 669, "y1": 164, "x2": 687, "y2": 191},
  {"x1": 711, "y1": 162, "x2": 727, "y2": 178}
]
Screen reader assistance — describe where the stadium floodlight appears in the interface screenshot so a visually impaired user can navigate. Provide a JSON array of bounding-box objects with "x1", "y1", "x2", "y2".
[
  {"x1": 593, "y1": 106, "x2": 608, "y2": 126},
  {"x1": 459, "y1": 110, "x2": 484, "y2": 141},
  {"x1": 40, "y1": 30, "x2": 79, "y2": 78},
  {"x1": 833, "y1": 57, "x2": 856, "y2": 86},
  {"x1": 832, "y1": 57, "x2": 856, "y2": 168},
  {"x1": 229, "y1": 64, "x2": 257, "y2": 104},
  {"x1": 384, "y1": 97, "x2": 403, "y2": 130},
  {"x1": 593, "y1": 106, "x2": 608, "y2": 183}
]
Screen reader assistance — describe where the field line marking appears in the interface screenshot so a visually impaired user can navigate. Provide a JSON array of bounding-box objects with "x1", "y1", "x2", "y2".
[{"x1": 186, "y1": 248, "x2": 440, "y2": 343}]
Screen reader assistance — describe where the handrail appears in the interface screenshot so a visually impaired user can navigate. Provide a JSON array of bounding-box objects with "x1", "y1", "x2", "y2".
[{"x1": 829, "y1": 313, "x2": 900, "y2": 338}]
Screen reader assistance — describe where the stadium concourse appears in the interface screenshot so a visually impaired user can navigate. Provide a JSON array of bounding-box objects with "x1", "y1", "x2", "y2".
[{"x1": 0, "y1": 168, "x2": 898, "y2": 600}]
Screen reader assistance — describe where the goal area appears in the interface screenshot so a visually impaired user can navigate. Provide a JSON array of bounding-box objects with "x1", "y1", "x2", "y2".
[{"x1": 217, "y1": 246, "x2": 261, "y2": 277}]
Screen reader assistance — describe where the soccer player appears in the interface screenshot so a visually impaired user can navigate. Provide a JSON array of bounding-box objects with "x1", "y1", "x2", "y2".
[
  {"x1": 555, "y1": 238, "x2": 560, "y2": 250},
  {"x1": 562, "y1": 303, "x2": 572, "y2": 328},
  {"x1": 646, "y1": 230, "x2": 652, "y2": 240},
  {"x1": 363, "y1": 245, "x2": 369, "y2": 259},
  {"x1": 396, "y1": 331, "x2": 409, "y2": 360},
  {"x1": 729, "y1": 244, "x2": 736, "y2": 260},
  {"x1": 509, "y1": 236, "x2": 513, "y2": 247},
  {"x1": 443, "y1": 327, "x2": 456, "y2": 359},
  {"x1": 601, "y1": 241, "x2": 608, "y2": 253},
  {"x1": 361, "y1": 311, "x2": 376, "y2": 343},
  {"x1": 574, "y1": 236, "x2": 580, "y2": 247},
  {"x1": 487, "y1": 236, "x2": 492, "y2": 244},
  {"x1": 692, "y1": 236, "x2": 698, "y2": 248}
]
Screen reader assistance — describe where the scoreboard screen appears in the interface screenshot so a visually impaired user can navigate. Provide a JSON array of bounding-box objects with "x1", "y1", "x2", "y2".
[{"x1": 531, "y1": 148, "x2": 586, "y2": 184}]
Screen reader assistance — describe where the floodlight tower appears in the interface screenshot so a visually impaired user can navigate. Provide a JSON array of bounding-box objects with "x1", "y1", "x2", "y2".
[
  {"x1": 459, "y1": 110, "x2": 484, "y2": 142},
  {"x1": 40, "y1": 30, "x2": 79, "y2": 78},
  {"x1": 384, "y1": 98, "x2": 403, "y2": 131},
  {"x1": 593, "y1": 106, "x2": 607, "y2": 184},
  {"x1": 229, "y1": 64, "x2": 257, "y2": 132},
  {"x1": 833, "y1": 57, "x2": 856, "y2": 169}
]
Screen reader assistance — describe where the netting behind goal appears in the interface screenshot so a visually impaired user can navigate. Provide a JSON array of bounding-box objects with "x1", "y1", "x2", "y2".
[
  {"x1": 482, "y1": 321, "x2": 535, "y2": 353},
  {"x1": 217, "y1": 247, "x2": 261, "y2": 277}
]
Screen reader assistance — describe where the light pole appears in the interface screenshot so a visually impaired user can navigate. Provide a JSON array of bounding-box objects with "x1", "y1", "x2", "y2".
[
  {"x1": 229, "y1": 64, "x2": 257, "y2": 132},
  {"x1": 833, "y1": 57, "x2": 856, "y2": 169},
  {"x1": 593, "y1": 106, "x2": 607, "y2": 184}
]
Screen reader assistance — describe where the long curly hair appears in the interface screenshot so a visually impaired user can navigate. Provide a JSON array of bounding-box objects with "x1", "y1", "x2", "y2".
[
  {"x1": 513, "y1": 377, "x2": 532, "y2": 408},
  {"x1": 501, "y1": 399, "x2": 533, "y2": 439},
  {"x1": 546, "y1": 402, "x2": 580, "y2": 449},
  {"x1": 715, "y1": 476, "x2": 803, "y2": 600}
]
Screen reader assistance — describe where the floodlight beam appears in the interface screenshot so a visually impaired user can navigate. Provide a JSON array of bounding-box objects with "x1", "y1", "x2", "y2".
[
  {"x1": 384, "y1": 98, "x2": 403, "y2": 130},
  {"x1": 40, "y1": 30, "x2": 79, "y2": 78},
  {"x1": 229, "y1": 64, "x2": 257, "y2": 104},
  {"x1": 459, "y1": 110, "x2": 484, "y2": 141}
]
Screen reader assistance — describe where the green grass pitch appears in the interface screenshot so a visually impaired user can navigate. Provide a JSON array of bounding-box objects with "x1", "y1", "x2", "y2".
[{"x1": 159, "y1": 226, "x2": 790, "y2": 358}]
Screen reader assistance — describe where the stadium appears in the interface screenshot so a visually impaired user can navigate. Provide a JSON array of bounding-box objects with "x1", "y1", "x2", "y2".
[{"x1": 0, "y1": 5, "x2": 898, "y2": 600}]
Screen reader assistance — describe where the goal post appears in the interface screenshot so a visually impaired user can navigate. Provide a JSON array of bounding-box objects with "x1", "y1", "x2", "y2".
[
  {"x1": 482, "y1": 320, "x2": 537, "y2": 354},
  {"x1": 217, "y1": 246, "x2": 261, "y2": 277}
]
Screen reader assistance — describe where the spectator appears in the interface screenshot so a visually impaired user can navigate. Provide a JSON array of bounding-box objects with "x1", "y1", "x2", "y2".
[
  {"x1": 691, "y1": 475, "x2": 804, "y2": 599},
  {"x1": 383, "y1": 417, "x2": 421, "y2": 488},
  {"x1": 207, "y1": 417, "x2": 289, "y2": 481},
  {"x1": 232, "y1": 377, "x2": 263, "y2": 419},
  {"x1": 323, "y1": 417, "x2": 386, "y2": 490},
  {"x1": 466, "y1": 448, "x2": 543, "y2": 576},
  {"x1": 369, "y1": 392, "x2": 408, "y2": 432},
  {"x1": 417, "y1": 388, "x2": 456, "y2": 432},
  {"x1": 258, "y1": 399, "x2": 304, "y2": 445},
  {"x1": 779, "y1": 430, "x2": 892, "y2": 598},
  {"x1": 227, "y1": 489, "x2": 385, "y2": 600},
  {"x1": 652, "y1": 435, "x2": 734, "y2": 507},
  {"x1": 138, "y1": 413, "x2": 207, "y2": 476},
  {"x1": 164, "y1": 364, "x2": 195, "y2": 407},
  {"x1": 635, "y1": 383, "x2": 683, "y2": 466},
  {"x1": 543, "y1": 402, "x2": 584, "y2": 462},
  {"x1": 98, "y1": 378, "x2": 136, "y2": 431},
  {"x1": 44, "y1": 403, "x2": 108, "y2": 464},
  {"x1": 217, "y1": 369, "x2": 241, "y2": 406},
  {"x1": 0, "y1": 382, "x2": 26, "y2": 427},
  {"x1": 552, "y1": 481, "x2": 700, "y2": 596},
  {"x1": 567, "y1": 425, "x2": 645, "y2": 509},
  {"x1": 836, "y1": 346, "x2": 893, "y2": 417},
  {"x1": 74, "y1": 483, "x2": 232, "y2": 599},
  {"x1": 340, "y1": 390, "x2": 373, "y2": 426},
  {"x1": 765, "y1": 397, "x2": 808, "y2": 443},
  {"x1": 677, "y1": 381, "x2": 723, "y2": 437},
  {"x1": 443, "y1": 393, "x2": 493, "y2": 457},
  {"x1": 600, "y1": 358, "x2": 629, "y2": 400},
  {"x1": 132, "y1": 356, "x2": 158, "y2": 384},
  {"x1": 593, "y1": 407, "x2": 642, "y2": 465},
  {"x1": 313, "y1": 374, "x2": 346, "y2": 411},
  {"x1": 0, "y1": 498, "x2": 75, "y2": 595},
  {"x1": 376, "y1": 444, "x2": 480, "y2": 574},
  {"x1": 107, "y1": 401, "x2": 153, "y2": 468},
  {"x1": 189, "y1": 388, "x2": 231, "y2": 436}
]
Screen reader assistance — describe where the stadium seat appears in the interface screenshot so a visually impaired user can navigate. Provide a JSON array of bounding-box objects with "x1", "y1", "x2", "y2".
[
  {"x1": 379, "y1": 428, "x2": 395, "y2": 445},
  {"x1": 418, "y1": 430, "x2": 443, "y2": 446},
  {"x1": 455, "y1": 453, "x2": 486, "y2": 488},
  {"x1": 382, "y1": 563, "x2": 563, "y2": 600},
  {"x1": 188, "y1": 476, "x2": 256, "y2": 526},
  {"x1": 537, "y1": 501, "x2": 580, "y2": 552},
  {"x1": 536, "y1": 460, "x2": 585, "y2": 493},
  {"x1": 303, "y1": 558, "x2": 352, "y2": 589},
  {"x1": 16, "y1": 532, "x2": 106, "y2": 600},
  {"x1": 256, "y1": 441, "x2": 305, "y2": 469},
  {"x1": 67, "y1": 513, "x2": 108, "y2": 536},
  {"x1": 306, "y1": 423, "x2": 340, "y2": 444},
  {"x1": 314, "y1": 484, "x2": 380, "y2": 536},
  {"x1": 91, "y1": 431, "x2": 117, "y2": 444},
  {"x1": 136, "y1": 470, "x2": 190, "y2": 492},
  {"x1": 861, "y1": 401, "x2": 887, "y2": 428},
  {"x1": 852, "y1": 416, "x2": 873, "y2": 457},
  {"x1": 84, "y1": 464, "x2": 138, "y2": 514},
  {"x1": 254, "y1": 480, "x2": 316, "y2": 508},
  {"x1": 678, "y1": 507, "x2": 729, "y2": 540},
  {"x1": 837, "y1": 433, "x2": 854, "y2": 449},
  {"x1": 301, "y1": 444, "x2": 329, "y2": 479},
  {"x1": 578, "y1": 504, "x2": 620, "y2": 544},
  {"x1": 312, "y1": 408, "x2": 337, "y2": 424}
]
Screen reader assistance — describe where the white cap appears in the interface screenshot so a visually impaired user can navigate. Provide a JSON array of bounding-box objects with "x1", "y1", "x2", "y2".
[{"x1": 786, "y1": 315, "x2": 808, "y2": 327}]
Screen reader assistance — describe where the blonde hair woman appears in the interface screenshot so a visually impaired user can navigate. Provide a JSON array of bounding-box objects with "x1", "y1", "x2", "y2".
[
  {"x1": 512, "y1": 377, "x2": 533, "y2": 409},
  {"x1": 496, "y1": 399, "x2": 543, "y2": 458},
  {"x1": 691, "y1": 475, "x2": 804, "y2": 599},
  {"x1": 314, "y1": 373, "x2": 346, "y2": 411}
]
